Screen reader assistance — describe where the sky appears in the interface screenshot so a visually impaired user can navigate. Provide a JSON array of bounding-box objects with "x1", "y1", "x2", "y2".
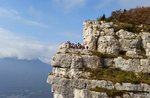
[{"x1": 0, "y1": 0, "x2": 149, "y2": 64}]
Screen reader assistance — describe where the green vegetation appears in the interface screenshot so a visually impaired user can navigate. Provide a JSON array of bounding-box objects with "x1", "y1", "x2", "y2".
[
  {"x1": 110, "y1": 7, "x2": 150, "y2": 25},
  {"x1": 82, "y1": 67, "x2": 150, "y2": 84},
  {"x1": 140, "y1": 47, "x2": 148, "y2": 59},
  {"x1": 91, "y1": 51, "x2": 132, "y2": 59},
  {"x1": 48, "y1": 72, "x2": 53, "y2": 75},
  {"x1": 90, "y1": 87, "x2": 125, "y2": 97},
  {"x1": 90, "y1": 87, "x2": 148, "y2": 97},
  {"x1": 97, "y1": 7, "x2": 150, "y2": 33},
  {"x1": 113, "y1": 22, "x2": 140, "y2": 33},
  {"x1": 91, "y1": 51, "x2": 118, "y2": 58},
  {"x1": 97, "y1": 14, "x2": 106, "y2": 21}
]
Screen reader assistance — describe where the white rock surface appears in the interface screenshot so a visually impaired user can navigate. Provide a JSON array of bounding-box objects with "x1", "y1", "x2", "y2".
[
  {"x1": 97, "y1": 36, "x2": 119, "y2": 54},
  {"x1": 48, "y1": 20, "x2": 150, "y2": 98}
]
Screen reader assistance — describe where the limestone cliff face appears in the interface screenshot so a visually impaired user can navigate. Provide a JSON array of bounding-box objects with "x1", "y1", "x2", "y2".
[{"x1": 47, "y1": 20, "x2": 150, "y2": 98}]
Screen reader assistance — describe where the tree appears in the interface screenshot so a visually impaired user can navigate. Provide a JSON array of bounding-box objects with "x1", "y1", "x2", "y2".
[
  {"x1": 97, "y1": 14, "x2": 106, "y2": 21},
  {"x1": 101, "y1": 14, "x2": 106, "y2": 20}
]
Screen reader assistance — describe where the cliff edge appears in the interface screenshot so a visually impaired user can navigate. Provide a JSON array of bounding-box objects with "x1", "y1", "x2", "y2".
[
  {"x1": 47, "y1": 8, "x2": 150, "y2": 98},
  {"x1": 47, "y1": 7, "x2": 150, "y2": 98}
]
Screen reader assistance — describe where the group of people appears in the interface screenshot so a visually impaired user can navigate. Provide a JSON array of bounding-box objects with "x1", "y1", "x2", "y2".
[{"x1": 66, "y1": 41, "x2": 85, "y2": 49}]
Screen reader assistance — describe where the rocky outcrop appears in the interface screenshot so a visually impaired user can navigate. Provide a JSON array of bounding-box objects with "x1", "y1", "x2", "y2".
[{"x1": 47, "y1": 20, "x2": 150, "y2": 98}]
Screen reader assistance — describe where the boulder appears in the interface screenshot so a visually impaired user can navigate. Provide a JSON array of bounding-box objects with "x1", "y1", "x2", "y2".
[
  {"x1": 97, "y1": 36, "x2": 119, "y2": 54},
  {"x1": 113, "y1": 57, "x2": 141, "y2": 72},
  {"x1": 82, "y1": 55, "x2": 102, "y2": 68},
  {"x1": 140, "y1": 59, "x2": 150, "y2": 73},
  {"x1": 116, "y1": 29, "x2": 137, "y2": 39},
  {"x1": 140, "y1": 32, "x2": 150, "y2": 48}
]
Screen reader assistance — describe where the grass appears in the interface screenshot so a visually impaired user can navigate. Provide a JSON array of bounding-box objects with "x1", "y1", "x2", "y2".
[
  {"x1": 113, "y1": 20, "x2": 150, "y2": 33},
  {"x1": 91, "y1": 51, "x2": 132, "y2": 59},
  {"x1": 140, "y1": 47, "x2": 148, "y2": 59},
  {"x1": 97, "y1": 15, "x2": 150, "y2": 33},
  {"x1": 90, "y1": 87, "x2": 149, "y2": 97},
  {"x1": 48, "y1": 72, "x2": 53, "y2": 75},
  {"x1": 90, "y1": 87, "x2": 125, "y2": 97},
  {"x1": 82, "y1": 67, "x2": 150, "y2": 84},
  {"x1": 91, "y1": 51, "x2": 118, "y2": 58}
]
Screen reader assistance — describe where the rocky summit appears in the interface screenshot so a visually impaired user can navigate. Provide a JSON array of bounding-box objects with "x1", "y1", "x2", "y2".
[{"x1": 47, "y1": 20, "x2": 150, "y2": 98}]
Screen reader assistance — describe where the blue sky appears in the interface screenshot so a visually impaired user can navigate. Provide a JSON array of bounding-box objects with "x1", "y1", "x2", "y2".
[{"x1": 0, "y1": 0, "x2": 149, "y2": 64}]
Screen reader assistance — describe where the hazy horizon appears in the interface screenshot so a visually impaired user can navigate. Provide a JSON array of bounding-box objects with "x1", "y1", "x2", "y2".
[{"x1": 0, "y1": 58, "x2": 53, "y2": 98}]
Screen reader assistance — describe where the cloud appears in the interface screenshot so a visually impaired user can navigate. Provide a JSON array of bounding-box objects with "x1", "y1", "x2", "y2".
[
  {"x1": 53, "y1": 0, "x2": 86, "y2": 11},
  {"x1": 0, "y1": 28, "x2": 57, "y2": 64},
  {"x1": 28, "y1": 6, "x2": 43, "y2": 18},
  {"x1": 0, "y1": 8, "x2": 49, "y2": 29}
]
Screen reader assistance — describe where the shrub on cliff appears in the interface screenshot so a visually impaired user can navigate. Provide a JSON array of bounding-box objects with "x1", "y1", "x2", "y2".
[
  {"x1": 97, "y1": 14, "x2": 106, "y2": 21},
  {"x1": 97, "y1": 7, "x2": 150, "y2": 32},
  {"x1": 111, "y1": 7, "x2": 150, "y2": 25}
]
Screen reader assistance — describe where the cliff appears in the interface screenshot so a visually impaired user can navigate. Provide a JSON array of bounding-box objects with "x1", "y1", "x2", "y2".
[{"x1": 47, "y1": 20, "x2": 150, "y2": 98}]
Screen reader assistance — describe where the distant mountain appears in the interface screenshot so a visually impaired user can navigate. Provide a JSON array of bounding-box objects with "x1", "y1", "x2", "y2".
[{"x1": 0, "y1": 58, "x2": 53, "y2": 98}]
